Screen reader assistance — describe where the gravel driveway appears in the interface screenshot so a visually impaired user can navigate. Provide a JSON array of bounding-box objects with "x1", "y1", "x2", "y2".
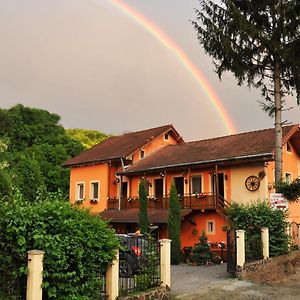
[
  {"x1": 171, "y1": 263, "x2": 229, "y2": 295},
  {"x1": 171, "y1": 263, "x2": 300, "y2": 300}
]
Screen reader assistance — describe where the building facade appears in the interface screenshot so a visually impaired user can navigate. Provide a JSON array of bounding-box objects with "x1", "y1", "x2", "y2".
[{"x1": 64, "y1": 124, "x2": 300, "y2": 249}]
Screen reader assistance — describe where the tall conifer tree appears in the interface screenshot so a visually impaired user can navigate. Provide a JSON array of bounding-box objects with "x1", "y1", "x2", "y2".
[
  {"x1": 194, "y1": 0, "x2": 300, "y2": 185},
  {"x1": 138, "y1": 179, "x2": 149, "y2": 234},
  {"x1": 168, "y1": 181, "x2": 181, "y2": 265}
]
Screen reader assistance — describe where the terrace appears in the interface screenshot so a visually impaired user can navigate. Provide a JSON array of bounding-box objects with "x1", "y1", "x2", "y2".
[{"x1": 107, "y1": 193, "x2": 230, "y2": 212}]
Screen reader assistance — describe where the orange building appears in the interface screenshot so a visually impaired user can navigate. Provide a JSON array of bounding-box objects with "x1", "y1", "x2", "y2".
[{"x1": 64, "y1": 124, "x2": 300, "y2": 250}]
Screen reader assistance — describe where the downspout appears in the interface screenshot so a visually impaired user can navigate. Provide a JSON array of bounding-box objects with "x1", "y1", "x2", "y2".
[
  {"x1": 118, "y1": 157, "x2": 126, "y2": 210},
  {"x1": 215, "y1": 165, "x2": 218, "y2": 208}
]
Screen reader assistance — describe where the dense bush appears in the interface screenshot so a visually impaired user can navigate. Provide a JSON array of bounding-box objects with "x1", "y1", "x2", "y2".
[
  {"x1": 0, "y1": 193, "x2": 119, "y2": 299},
  {"x1": 226, "y1": 202, "x2": 289, "y2": 260}
]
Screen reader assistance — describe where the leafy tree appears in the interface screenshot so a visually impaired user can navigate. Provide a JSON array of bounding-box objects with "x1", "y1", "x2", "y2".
[
  {"x1": 193, "y1": 0, "x2": 300, "y2": 185},
  {"x1": 168, "y1": 181, "x2": 181, "y2": 264},
  {"x1": 191, "y1": 231, "x2": 212, "y2": 265},
  {"x1": 10, "y1": 153, "x2": 46, "y2": 201},
  {"x1": 0, "y1": 193, "x2": 119, "y2": 299},
  {"x1": 138, "y1": 179, "x2": 149, "y2": 234},
  {"x1": 66, "y1": 128, "x2": 109, "y2": 149},
  {"x1": 226, "y1": 202, "x2": 289, "y2": 259},
  {"x1": 0, "y1": 138, "x2": 11, "y2": 198},
  {"x1": 0, "y1": 104, "x2": 84, "y2": 198}
]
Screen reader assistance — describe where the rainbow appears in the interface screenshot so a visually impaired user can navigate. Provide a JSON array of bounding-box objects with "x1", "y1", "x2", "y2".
[{"x1": 102, "y1": 0, "x2": 237, "y2": 135}]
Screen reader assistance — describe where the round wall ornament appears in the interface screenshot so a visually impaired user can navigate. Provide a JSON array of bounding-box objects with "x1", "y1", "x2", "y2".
[{"x1": 245, "y1": 175, "x2": 260, "y2": 191}]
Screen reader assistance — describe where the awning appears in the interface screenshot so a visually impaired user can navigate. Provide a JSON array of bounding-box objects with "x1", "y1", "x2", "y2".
[{"x1": 99, "y1": 208, "x2": 192, "y2": 224}]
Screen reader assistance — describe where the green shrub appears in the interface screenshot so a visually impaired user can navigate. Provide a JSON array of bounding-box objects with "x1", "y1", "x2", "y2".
[
  {"x1": 0, "y1": 194, "x2": 119, "y2": 299},
  {"x1": 226, "y1": 202, "x2": 289, "y2": 260},
  {"x1": 191, "y1": 231, "x2": 211, "y2": 265}
]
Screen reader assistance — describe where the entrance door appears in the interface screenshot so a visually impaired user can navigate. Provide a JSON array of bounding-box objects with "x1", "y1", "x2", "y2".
[
  {"x1": 212, "y1": 173, "x2": 225, "y2": 198},
  {"x1": 154, "y1": 178, "x2": 164, "y2": 197},
  {"x1": 174, "y1": 177, "x2": 184, "y2": 198},
  {"x1": 121, "y1": 182, "x2": 128, "y2": 198}
]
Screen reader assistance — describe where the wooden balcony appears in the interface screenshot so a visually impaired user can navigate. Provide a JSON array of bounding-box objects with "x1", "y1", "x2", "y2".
[{"x1": 107, "y1": 193, "x2": 230, "y2": 211}]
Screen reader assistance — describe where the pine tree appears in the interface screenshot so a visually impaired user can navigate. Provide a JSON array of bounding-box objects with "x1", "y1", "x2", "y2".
[
  {"x1": 138, "y1": 179, "x2": 149, "y2": 234},
  {"x1": 193, "y1": 0, "x2": 300, "y2": 185},
  {"x1": 168, "y1": 181, "x2": 181, "y2": 265},
  {"x1": 191, "y1": 231, "x2": 212, "y2": 265}
]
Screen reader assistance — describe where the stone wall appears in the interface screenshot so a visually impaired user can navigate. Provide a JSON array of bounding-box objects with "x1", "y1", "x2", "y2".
[
  {"x1": 117, "y1": 287, "x2": 171, "y2": 300},
  {"x1": 237, "y1": 250, "x2": 300, "y2": 283}
]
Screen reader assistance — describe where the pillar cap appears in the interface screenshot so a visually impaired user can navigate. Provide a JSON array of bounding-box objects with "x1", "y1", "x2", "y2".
[
  {"x1": 159, "y1": 239, "x2": 172, "y2": 243},
  {"x1": 27, "y1": 250, "x2": 45, "y2": 255}
]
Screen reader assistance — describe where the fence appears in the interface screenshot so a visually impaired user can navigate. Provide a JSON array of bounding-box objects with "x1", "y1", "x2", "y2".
[
  {"x1": 118, "y1": 235, "x2": 160, "y2": 296},
  {"x1": 1, "y1": 239, "x2": 170, "y2": 300}
]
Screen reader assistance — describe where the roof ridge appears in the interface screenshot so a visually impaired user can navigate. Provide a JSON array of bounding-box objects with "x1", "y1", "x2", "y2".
[
  {"x1": 118, "y1": 124, "x2": 173, "y2": 137},
  {"x1": 186, "y1": 125, "x2": 296, "y2": 145}
]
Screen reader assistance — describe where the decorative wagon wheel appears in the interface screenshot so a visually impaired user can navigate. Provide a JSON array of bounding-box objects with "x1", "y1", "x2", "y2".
[{"x1": 245, "y1": 175, "x2": 260, "y2": 191}]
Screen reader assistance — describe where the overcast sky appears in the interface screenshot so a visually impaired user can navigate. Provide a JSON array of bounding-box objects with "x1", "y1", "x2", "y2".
[{"x1": 0, "y1": 0, "x2": 299, "y2": 140}]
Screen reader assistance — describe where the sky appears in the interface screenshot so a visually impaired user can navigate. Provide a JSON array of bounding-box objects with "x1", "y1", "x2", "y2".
[{"x1": 0, "y1": 0, "x2": 299, "y2": 140}]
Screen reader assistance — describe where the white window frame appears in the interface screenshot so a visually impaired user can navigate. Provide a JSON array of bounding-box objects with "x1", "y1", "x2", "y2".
[
  {"x1": 90, "y1": 181, "x2": 100, "y2": 200},
  {"x1": 140, "y1": 150, "x2": 145, "y2": 159},
  {"x1": 285, "y1": 173, "x2": 292, "y2": 184},
  {"x1": 164, "y1": 133, "x2": 169, "y2": 141},
  {"x1": 191, "y1": 175, "x2": 202, "y2": 195},
  {"x1": 286, "y1": 142, "x2": 292, "y2": 153},
  {"x1": 76, "y1": 182, "x2": 85, "y2": 201},
  {"x1": 207, "y1": 220, "x2": 216, "y2": 234}
]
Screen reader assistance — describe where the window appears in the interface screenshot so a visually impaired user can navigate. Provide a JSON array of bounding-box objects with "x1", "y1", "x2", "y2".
[
  {"x1": 76, "y1": 183, "x2": 84, "y2": 200},
  {"x1": 140, "y1": 150, "x2": 145, "y2": 159},
  {"x1": 207, "y1": 220, "x2": 215, "y2": 234},
  {"x1": 285, "y1": 173, "x2": 292, "y2": 184},
  {"x1": 164, "y1": 133, "x2": 169, "y2": 140},
  {"x1": 91, "y1": 182, "x2": 99, "y2": 199},
  {"x1": 286, "y1": 142, "x2": 292, "y2": 153},
  {"x1": 191, "y1": 176, "x2": 202, "y2": 194}
]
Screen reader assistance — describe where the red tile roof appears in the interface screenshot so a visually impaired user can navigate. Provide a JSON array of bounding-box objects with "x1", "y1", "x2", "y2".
[
  {"x1": 64, "y1": 124, "x2": 182, "y2": 167},
  {"x1": 99, "y1": 208, "x2": 192, "y2": 224},
  {"x1": 121, "y1": 125, "x2": 300, "y2": 174}
]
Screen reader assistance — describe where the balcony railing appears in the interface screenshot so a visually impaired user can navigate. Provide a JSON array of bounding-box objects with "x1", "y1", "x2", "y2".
[{"x1": 107, "y1": 193, "x2": 230, "y2": 211}]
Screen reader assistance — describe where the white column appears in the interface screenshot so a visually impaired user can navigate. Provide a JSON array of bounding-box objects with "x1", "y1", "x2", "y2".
[
  {"x1": 106, "y1": 250, "x2": 119, "y2": 300},
  {"x1": 26, "y1": 250, "x2": 45, "y2": 300},
  {"x1": 159, "y1": 239, "x2": 171, "y2": 288},
  {"x1": 261, "y1": 227, "x2": 269, "y2": 259},
  {"x1": 236, "y1": 230, "x2": 245, "y2": 268}
]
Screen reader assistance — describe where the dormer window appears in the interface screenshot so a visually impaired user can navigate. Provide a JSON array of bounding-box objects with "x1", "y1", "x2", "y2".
[
  {"x1": 286, "y1": 142, "x2": 292, "y2": 153},
  {"x1": 164, "y1": 133, "x2": 169, "y2": 141},
  {"x1": 140, "y1": 150, "x2": 145, "y2": 159}
]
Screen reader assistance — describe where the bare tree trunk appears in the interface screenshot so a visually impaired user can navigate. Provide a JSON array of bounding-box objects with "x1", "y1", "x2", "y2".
[{"x1": 274, "y1": 63, "x2": 282, "y2": 187}]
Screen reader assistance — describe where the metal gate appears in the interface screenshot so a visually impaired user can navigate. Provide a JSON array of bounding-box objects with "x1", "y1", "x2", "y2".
[
  {"x1": 226, "y1": 228, "x2": 237, "y2": 275},
  {"x1": 290, "y1": 222, "x2": 299, "y2": 247}
]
